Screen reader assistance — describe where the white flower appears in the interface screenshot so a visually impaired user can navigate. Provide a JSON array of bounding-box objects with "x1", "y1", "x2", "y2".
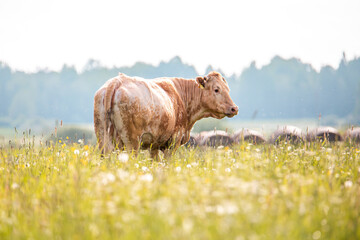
[
  {"x1": 191, "y1": 162, "x2": 199, "y2": 167},
  {"x1": 100, "y1": 172, "x2": 116, "y2": 185},
  {"x1": 11, "y1": 183, "x2": 19, "y2": 189},
  {"x1": 216, "y1": 204, "x2": 238, "y2": 215},
  {"x1": 78, "y1": 139, "x2": 84, "y2": 144},
  {"x1": 134, "y1": 163, "x2": 139, "y2": 168},
  {"x1": 312, "y1": 231, "x2": 321, "y2": 240},
  {"x1": 118, "y1": 153, "x2": 129, "y2": 163},
  {"x1": 186, "y1": 164, "x2": 191, "y2": 168},
  {"x1": 142, "y1": 166, "x2": 149, "y2": 172},
  {"x1": 83, "y1": 151, "x2": 89, "y2": 157},
  {"x1": 117, "y1": 169, "x2": 129, "y2": 180},
  {"x1": 74, "y1": 149, "x2": 80, "y2": 155},
  {"x1": 139, "y1": 173, "x2": 153, "y2": 182},
  {"x1": 344, "y1": 180, "x2": 353, "y2": 188},
  {"x1": 225, "y1": 168, "x2": 231, "y2": 173},
  {"x1": 175, "y1": 166, "x2": 181, "y2": 173}
]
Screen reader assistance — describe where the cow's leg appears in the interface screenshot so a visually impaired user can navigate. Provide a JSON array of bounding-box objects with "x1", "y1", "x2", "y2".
[
  {"x1": 114, "y1": 130, "x2": 124, "y2": 150},
  {"x1": 150, "y1": 149, "x2": 160, "y2": 160},
  {"x1": 120, "y1": 128, "x2": 141, "y2": 153}
]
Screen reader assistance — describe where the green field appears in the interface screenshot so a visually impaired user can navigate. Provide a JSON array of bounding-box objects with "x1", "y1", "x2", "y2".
[{"x1": 0, "y1": 139, "x2": 359, "y2": 239}]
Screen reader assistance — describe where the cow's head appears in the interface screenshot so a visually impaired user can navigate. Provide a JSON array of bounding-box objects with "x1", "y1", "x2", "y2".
[{"x1": 196, "y1": 71, "x2": 238, "y2": 119}]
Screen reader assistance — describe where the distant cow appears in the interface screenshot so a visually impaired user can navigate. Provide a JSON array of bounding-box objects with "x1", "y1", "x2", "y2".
[
  {"x1": 94, "y1": 71, "x2": 238, "y2": 157},
  {"x1": 269, "y1": 125, "x2": 304, "y2": 144},
  {"x1": 198, "y1": 130, "x2": 233, "y2": 147},
  {"x1": 307, "y1": 126, "x2": 343, "y2": 142},
  {"x1": 232, "y1": 128, "x2": 266, "y2": 145},
  {"x1": 184, "y1": 132, "x2": 198, "y2": 148},
  {"x1": 344, "y1": 127, "x2": 360, "y2": 143}
]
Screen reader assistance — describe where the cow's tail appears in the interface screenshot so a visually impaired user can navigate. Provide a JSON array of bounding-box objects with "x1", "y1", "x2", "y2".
[{"x1": 103, "y1": 78, "x2": 122, "y2": 152}]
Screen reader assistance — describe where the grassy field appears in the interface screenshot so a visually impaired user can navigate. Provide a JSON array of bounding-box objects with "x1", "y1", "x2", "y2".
[{"x1": 0, "y1": 139, "x2": 359, "y2": 239}]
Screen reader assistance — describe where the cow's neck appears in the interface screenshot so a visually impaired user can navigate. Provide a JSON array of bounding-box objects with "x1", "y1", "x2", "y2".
[{"x1": 172, "y1": 78, "x2": 210, "y2": 130}]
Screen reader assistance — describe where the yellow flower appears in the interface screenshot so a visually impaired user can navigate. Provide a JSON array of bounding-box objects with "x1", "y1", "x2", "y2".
[
  {"x1": 59, "y1": 140, "x2": 62, "y2": 143},
  {"x1": 80, "y1": 158, "x2": 87, "y2": 166},
  {"x1": 84, "y1": 145, "x2": 89, "y2": 151}
]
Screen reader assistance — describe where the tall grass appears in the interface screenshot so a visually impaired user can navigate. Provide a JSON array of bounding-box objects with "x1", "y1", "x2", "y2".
[{"x1": 0, "y1": 139, "x2": 359, "y2": 239}]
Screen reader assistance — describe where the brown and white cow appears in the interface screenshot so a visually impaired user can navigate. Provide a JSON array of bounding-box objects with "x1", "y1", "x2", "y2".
[{"x1": 94, "y1": 71, "x2": 238, "y2": 157}]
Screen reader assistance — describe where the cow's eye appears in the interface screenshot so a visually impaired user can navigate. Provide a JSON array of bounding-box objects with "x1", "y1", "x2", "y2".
[{"x1": 214, "y1": 89, "x2": 219, "y2": 93}]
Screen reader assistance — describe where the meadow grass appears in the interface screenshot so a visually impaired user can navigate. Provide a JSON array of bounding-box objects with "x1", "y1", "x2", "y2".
[{"x1": 0, "y1": 140, "x2": 359, "y2": 240}]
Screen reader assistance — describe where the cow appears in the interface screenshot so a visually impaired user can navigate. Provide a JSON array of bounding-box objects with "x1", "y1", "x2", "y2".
[{"x1": 93, "y1": 71, "x2": 238, "y2": 158}]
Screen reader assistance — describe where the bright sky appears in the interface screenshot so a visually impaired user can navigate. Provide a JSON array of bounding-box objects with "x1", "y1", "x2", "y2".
[{"x1": 0, "y1": 0, "x2": 359, "y2": 75}]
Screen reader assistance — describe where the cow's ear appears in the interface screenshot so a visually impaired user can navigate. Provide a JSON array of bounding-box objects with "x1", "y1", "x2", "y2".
[{"x1": 196, "y1": 76, "x2": 206, "y2": 89}]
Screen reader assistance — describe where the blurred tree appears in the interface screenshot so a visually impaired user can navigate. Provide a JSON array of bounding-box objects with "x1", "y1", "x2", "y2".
[{"x1": 0, "y1": 62, "x2": 12, "y2": 116}]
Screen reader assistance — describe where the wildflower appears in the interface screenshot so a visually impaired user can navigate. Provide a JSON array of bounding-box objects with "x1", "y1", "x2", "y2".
[
  {"x1": 117, "y1": 169, "x2": 130, "y2": 180},
  {"x1": 100, "y1": 172, "x2": 116, "y2": 185},
  {"x1": 142, "y1": 166, "x2": 149, "y2": 172},
  {"x1": 186, "y1": 164, "x2": 191, "y2": 168},
  {"x1": 344, "y1": 180, "x2": 353, "y2": 188},
  {"x1": 175, "y1": 166, "x2": 181, "y2": 173},
  {"x1": 182, "y1": 218, "x2": 193, "y2": 233},
  {"x1": 312, "y1": 231, "x2": 321, "y2": 240},
  {"x1": 225, "y1": 168, "x2": 231, "y2": 173},
  {"x1": 74, "y1": 149, "x2": 80, "y2": 155},
  {"x1": 11, "y1": 183, "x2": 19, "y2": 189},
  {"x1": 134, "y1": 163, "x2": 139, "y2": 168},
  {"x1": 191, "y1": 162, "x2": 199, "y2": 167},
  {"x1": 139, "y1": 173, "x2": 153, "y2": 182},
  {"x1": 78, "y1": 139, "x2": 84, "y2": 144},
  {"x1": 216, "y1": 203, "x2": 238, "y2": 215},
  {"x1": 83, "y1": 151, "x2": 89, "y2": 157},
  {"x1": 118, "y1": 153, "x2": 129, "y2": 163}
]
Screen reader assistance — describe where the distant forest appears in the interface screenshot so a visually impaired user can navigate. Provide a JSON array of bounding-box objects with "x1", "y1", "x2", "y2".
[{"x1": 0, "y1": 55, "x2": 360, "y2": 129}]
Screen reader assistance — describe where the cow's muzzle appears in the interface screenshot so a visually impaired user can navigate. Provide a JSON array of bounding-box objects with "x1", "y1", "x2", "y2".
[{"x1": 226, "y1": 105, "x2": 238, "y2": 117}]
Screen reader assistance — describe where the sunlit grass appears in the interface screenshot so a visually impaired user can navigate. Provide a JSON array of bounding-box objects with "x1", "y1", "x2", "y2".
[{"x1": 0, "y1": 140, "x2": 359, "y2": 239}]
